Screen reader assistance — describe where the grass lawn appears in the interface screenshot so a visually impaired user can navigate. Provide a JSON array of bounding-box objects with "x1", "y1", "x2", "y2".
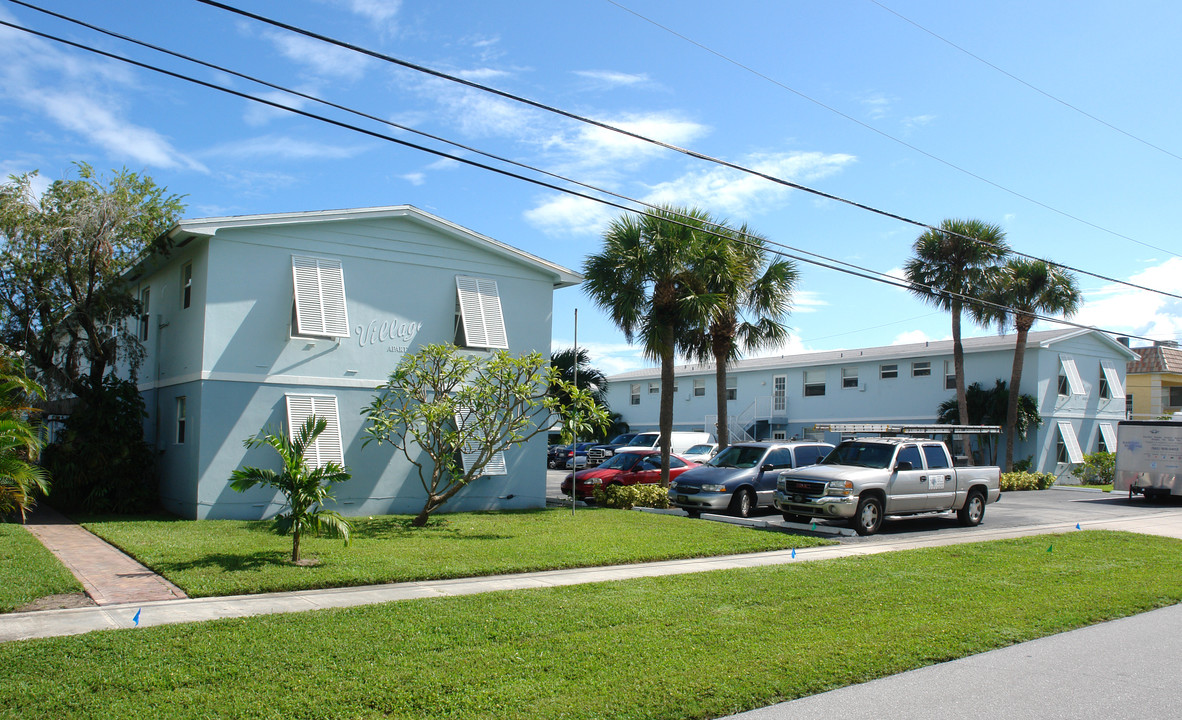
[
  {"x1": 1, "y1": 531, "x2": 1179, "y2": 719},
  {"x1": 0, "y1": 523, "x2": 83, "y2": 613},
  {"x1": 79, "y1": 508, "x2": 833, "y2": 597}
]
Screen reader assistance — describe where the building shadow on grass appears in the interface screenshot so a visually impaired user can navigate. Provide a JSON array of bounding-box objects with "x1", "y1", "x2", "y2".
[{"x1": 350, "y1": 516, "x2": 511, "y2": 541}]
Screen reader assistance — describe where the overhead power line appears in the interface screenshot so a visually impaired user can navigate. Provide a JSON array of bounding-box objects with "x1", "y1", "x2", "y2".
[
  {"x1": 0, "y1": 12, "x2": 1174, "y2": 346},
  {"x1": 602, "y1": 0, "x2": 1181, "y2": 262},
  {"x1": 868, "y1": 0, "x2": 1182, "y2": 164}
]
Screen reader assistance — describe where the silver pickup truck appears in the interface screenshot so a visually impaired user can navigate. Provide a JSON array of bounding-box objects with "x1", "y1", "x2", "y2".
[{"x1": 773, "y1": 437, "x2": 1001, "y2": 535}]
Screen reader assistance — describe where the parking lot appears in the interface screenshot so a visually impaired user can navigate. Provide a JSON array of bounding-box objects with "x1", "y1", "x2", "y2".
[{"x1": 546, "y1": 468, "x2": 1182, "y2": 542}]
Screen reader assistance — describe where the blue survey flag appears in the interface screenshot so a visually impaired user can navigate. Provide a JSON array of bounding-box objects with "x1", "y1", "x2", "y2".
[
  {"x1": 791, "y1": 548, "x2": 796, "y2": 559},
  {"x1": 133, "y1": 608, "x2": 141, "y2": 626},
  {"x1": 1076, "y1": 523, "x2": 1081, "y2": 530}
]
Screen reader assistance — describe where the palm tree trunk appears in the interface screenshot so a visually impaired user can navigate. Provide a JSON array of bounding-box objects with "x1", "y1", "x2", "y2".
[
  {"x1": 659, "y1": 338, "x2": 675, "y2": 487},
  {"x1": 1004, "y1": 320, "x2": 1032, "y2": 472},
  {"x1": 713, "y1": 344, "x2": 729, "y2": 450},
  {"x1": 951, "y1": 304, "x2": 974, "y2": 465},
  {"x1": 291, "y1": 528, "x2": 301, "y2": 562}
]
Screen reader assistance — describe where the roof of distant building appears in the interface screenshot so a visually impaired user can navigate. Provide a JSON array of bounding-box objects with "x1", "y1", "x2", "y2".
[
  {"x1": 607, "y1": 328, "x2": 1135, "y2": 382},
  {"x1": 1128, "y1": 344, "x2": 1182, "y2": 374}
]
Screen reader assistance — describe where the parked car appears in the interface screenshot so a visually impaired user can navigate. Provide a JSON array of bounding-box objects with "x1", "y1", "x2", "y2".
[
  {"x1": 669, "y1": 441, "x2": 834, "y2": 518},
  {"x1": 557, "y1": 442, "x2": 597, "y2": 470},
  {"x1": 592, "y1": 431, "x2": 713, "y2": 465},
  {"x1": 547, "y1": 444, "x2": 569, "y2": 469},
  {"x1": 681, "y1": 442, "x2": 718, "y2": 464},
  {"x1": 586, "y1": 432, "x2": 642, "y2": 466},
  {"x1": 561, "y1": 450, "x2": 698, "y2": 501}
]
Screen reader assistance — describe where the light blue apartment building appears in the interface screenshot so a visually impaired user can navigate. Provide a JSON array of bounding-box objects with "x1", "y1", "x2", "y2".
[
  {"x1": 605, "y1": 329, "x2": 1136, "y2": 475},
  {"x1": 125, "y1": 206, "x2": 579, "y2": 519}
]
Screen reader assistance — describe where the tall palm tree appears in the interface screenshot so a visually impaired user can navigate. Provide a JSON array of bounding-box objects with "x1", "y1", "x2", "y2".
[
  {"x1": 230, "y1": 416, "x2": 352, "y2": 563},
  {"x1": 936, "y1": 379, "x2": 1041, "y2": 465},
  {"x1": 973, "y1": 258, "x2": 1081, "y2": 471},
  {"x1": 905, "y1": 219, "x2": 1009, "y2": 464},
  {"x1": 549, "y1": 348, "x2": 608, "y2": 407},
  {"x1": 583, "y1": 206, "x2": 723, "y2": 486},
  {"x1": 684, "y1": 222, "x2": 798, "y2": 450}
]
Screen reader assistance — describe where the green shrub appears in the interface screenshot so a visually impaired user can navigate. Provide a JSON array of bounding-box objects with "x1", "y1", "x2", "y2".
[
  {"x1": 1071, "y1": 451, "x2": 1115, "y2": 485},
  {"x1": 1000, "y1": 471, "x2": 1056, "y2": 491},
  {"x1": 1012, "y1": 457, "x2": 1033, "y2": 472},
  {"x1": 593, "y1": 483, "x2": 670, "y2": 509}
]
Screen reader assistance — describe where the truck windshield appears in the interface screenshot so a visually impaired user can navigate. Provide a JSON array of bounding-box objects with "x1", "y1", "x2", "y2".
[
  {"x1": 707, "y1": 445, "x2": 767, "y2": 469},
  {"x1": 607, "y1": 433, "x2": 638, "y2": 445},
  {"x1": 821, "y1": 441, "x2": 895, "y2": 469}
]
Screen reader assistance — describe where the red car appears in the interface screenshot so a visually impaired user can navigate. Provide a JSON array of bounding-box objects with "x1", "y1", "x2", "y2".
[{"x1": 560, "y1": 450, "x2": 698, "y2": 501}]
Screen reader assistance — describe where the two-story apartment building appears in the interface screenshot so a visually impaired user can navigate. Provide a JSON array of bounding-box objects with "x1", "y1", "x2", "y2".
[
  {"x1": 125, "y1": 206, "x2": 579, "y2": 519},
  {"x1": 605, "y1": 329, "x2": 1135, "y2": 475}
]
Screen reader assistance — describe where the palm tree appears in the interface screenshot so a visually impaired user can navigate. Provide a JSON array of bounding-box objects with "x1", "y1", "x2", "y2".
[
  {"x1": 684, "y1": 222, "x2": 798, "y2": 450},
  {"x1": 973, "y1": 258, "x2": 1081, "y2": 471},
  {"x1": 937, "y1": 379, "x2": 1041, "y2": 465},
  {"x1": 549, "y1": 348, "x2": 609, "y2": 407},
  {"x1": 583, "y1": 206, "x2": 723, "y2": 486},
  {"x1": 0, "y1": 356, "x2": 48, "y2": 522},
  {"x1": 230, "y1": 416, "x2": 352, "y2": 563},
  {"x1": 905, "y1": 219, "x2": 1009, "y2": 464}
]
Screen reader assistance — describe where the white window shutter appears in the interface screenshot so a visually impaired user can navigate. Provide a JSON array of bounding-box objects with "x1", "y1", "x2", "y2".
[
  {"x1": 1099, "y1": 422, "x2": 1117, "y2": 451},
  {"x1": 1059, "y1": 355, "x2": 1085, "y2": 396},
  {"x1": 454, "y1": 406, "x2": 507, "y2": 476},
  {"x1": 285, "y1": 394, "x2": 345, "y2": 469},
  {"x1": 1100, "y1": 359, "x2": 1126, "y2": 399},
  {"x1": 292, "y1": 256, "x2": 350, "y2": 338},
  {"x1": 1056, "y1": 420, "x2": 1084, "y2": 463},
  {"x1": 456, "y1": 276, "x2": 508, "y2": 349}
]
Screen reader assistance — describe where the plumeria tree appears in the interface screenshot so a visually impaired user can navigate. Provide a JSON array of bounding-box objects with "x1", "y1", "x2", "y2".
[
  {"x1": 363, "y1": 344, "x2": 606, "y2": 526},
  {"x1": 230, "y1": 416, "x2": 352, "y2": 563}
]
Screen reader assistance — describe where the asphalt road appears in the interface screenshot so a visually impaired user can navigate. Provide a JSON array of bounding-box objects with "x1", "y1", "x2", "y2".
[{"x1": 545, "y1": 468, "x2": 1182, "y2": 541}]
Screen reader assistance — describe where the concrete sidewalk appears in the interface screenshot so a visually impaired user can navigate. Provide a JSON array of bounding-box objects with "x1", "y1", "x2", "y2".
[{"x1": 5, "y1": 509, "x2": 1182, "y2": 644}]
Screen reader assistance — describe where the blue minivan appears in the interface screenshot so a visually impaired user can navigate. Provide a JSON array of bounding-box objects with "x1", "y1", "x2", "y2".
[{"x1": 668, "y1": 441, "x2": 834, "y2": 518}]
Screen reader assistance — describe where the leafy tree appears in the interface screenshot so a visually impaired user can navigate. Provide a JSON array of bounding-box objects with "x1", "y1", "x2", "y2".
[
  {"x1": 230, "y1": 416, "x2": 352, "y2": 563},
  {"x1": 937, "y1": 379, "x2": 1042, "y2": 465},
  {"x1": 1071, "y1": 451, "x2": 1115, "y2": 485},
  {"x1": 905, "y1": 219, "x2": 1009, "y2": 464},
  {"x1": 684, "y1": 221, "x2": 798, "y2": 450},
  {"x1": 0, "y1": 356, "x2": 48, "y2": 522},
  {"x1": 0, "y1": 164, "x2": 184, "y2": 396},
  {"x1": 363, "y1": 343, "x2": 607, "y2": 526},
  {"x1": 40, "y1": 375, "x2": 156, "y2": 514},
  {"x1": 583, "y1": 206, "x2": 723, "y2": 485},
  {"x1": 971, "y1": 258, "x2": 1081, "y2": 471}
]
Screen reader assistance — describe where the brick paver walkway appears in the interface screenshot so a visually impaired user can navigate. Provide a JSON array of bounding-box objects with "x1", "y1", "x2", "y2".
[{"x1": 22, "y1": 507, "x2": 187, "y2": 605}]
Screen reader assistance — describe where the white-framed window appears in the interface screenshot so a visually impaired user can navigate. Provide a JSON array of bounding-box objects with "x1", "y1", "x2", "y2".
[
  {"x1": 772, "y1": 430, "x2": 786, "y2": 440},
  {"x1": 1170, "y1": 386, "x2": 1182, "y2": 408},
  {"x1": 648, "y1": 382, "x2": 660, "y2": 394},
  {"x1": 841, "y1": 368, "x2": 858, "y2": 389},
  {"x1": 175, "y1": 395, "x2": 186, "y2": 444},
  {"x1": 454, "y1": 407, "x2": 507, "y2": 476},
  {"x1": 880, "y1": 364, "x2": 898, "y2": 380},
  {"x1": 292, "y1": 255, "x2": 350, "y2": 338},
  {"x1": 773, "y1": 375, "x2": 787, "y2": 412},
  {"x1": 944, "y1": 360, "x2": 956, "y2": 390},
  {"x1": 693, "y1": 378, "x2": 706, "y2": 397},
  {"x1": 1098, "y1": 422, "x2": 1117, "y2": 453},
  {"x1": 285, "y1": 394, "x2": 344, "y2": 469},
  {"x1": 138, "y1": 287, "x2": 150, "y2": 342},
  {"x1": 803, "y1": 370, "x2": 825, "y2": 397},
  {"x1": 181, "y1": 262, "x2": 192, "y2": 310},
  {"x1": 455, "y1": 275, "x2": 508, "y2": 349},
  {"x1": 726, "y1": 376, "x2": 737, "y2": 401},
  {"x1": 1099, "y1": 359, "x2": 1125, "y2": 400},
  {"x1": 912, "y1": 361, "x2": 931, "y2": 377},
  {"x1": 1056, "y1": 420, "x2": 1084, "y2": 464},
  {"x1": 630, "y1": 383, "x2": 640, "y2": 405},
  {"x1": 1058, "y1": 354, "x2": 1084, "y2": 396}
]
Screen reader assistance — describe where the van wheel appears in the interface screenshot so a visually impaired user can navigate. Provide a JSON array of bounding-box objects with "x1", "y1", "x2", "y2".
[
  {"x1": 851, "y1": 495, "x2": 883, "y2": 535},
  {"x1": 957, "y1": 489, "x2": 986, "y2": 526},
  {"x1": 685, "y1": 510, "x2": 700, "y2": 519},
  {"x1": 729, "y1": 488, "x2": 755, "y2": 518}
]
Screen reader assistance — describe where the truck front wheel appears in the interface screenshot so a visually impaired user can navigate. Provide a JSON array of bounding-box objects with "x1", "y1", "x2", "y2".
[
  {"x1": 851, "y1": 495, "x2": 883, "y2": 536},
  {"x1": 957, "y1": 489, "x2": 986, "y2": 526}
]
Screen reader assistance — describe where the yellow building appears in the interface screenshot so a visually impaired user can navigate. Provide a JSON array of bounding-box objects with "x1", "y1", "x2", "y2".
[{"x1": 1126, "y1": 343, "x2": 1182, "y2": 420}]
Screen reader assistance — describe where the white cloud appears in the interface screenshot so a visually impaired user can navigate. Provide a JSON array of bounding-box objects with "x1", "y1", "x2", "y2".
[
  {"x1": 903, "y1": 114, "x2": 935, "y2": 130},
  {"x1": 401, "y1": 172, "x2": 425, "y2": 185},
  {"x1": 641, "y1": 151, "x2": 856, "y2": 217},
  {"x1": 574, "y1": 70, "x2": 650, "y2": 88},
  {"x1": 264, "y1": 31, "x2": 371, "y2": 80},
  {"x1": 556, "y1": 113, "x2": 709, "y2": 169},
  {"x1": 455, "y1": 68, "x2": 512, "y2": 82},
  {"x1": 862, "y1": 93, "x2": 893, "y2": 119},
  {"x1": 243, "y1": 91, "x2": 310, "y2": 127},
  {"x1": 893, "y1": 329, "x2": 935, "y2": 345},
  {"x1": 1073, "y1": 257, "x2": 1182, "y2": 343},
  {"x1": 204, "y1": 135, "x2": 368, "y2": 160},
  {"x1": 339, "y1": 0, "x2": 401, "y2": 23},
  {"x1": 552, "y1": 340, "x2": 651, "y2": 377},
  {"x1": 790, "y1": 290, "x2": 827, "y2": 314},
  {"x1": 523, "y1": 193, "x2": 614, "y2": 236}
]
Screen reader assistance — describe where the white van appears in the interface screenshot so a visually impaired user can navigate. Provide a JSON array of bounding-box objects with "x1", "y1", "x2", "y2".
[{"x1": 617, "y1": 431, "x2": 714, "y2": 457}]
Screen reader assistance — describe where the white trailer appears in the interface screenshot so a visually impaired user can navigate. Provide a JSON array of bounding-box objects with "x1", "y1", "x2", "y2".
[{"x1": 1114, "y1": 420, "x2": 1182, "y2": 499}]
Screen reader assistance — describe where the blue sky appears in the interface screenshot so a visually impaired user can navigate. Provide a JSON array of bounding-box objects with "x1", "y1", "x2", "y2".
[{"x1": 3, "y1": 0, "x2": 1181, "y2": 376}]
